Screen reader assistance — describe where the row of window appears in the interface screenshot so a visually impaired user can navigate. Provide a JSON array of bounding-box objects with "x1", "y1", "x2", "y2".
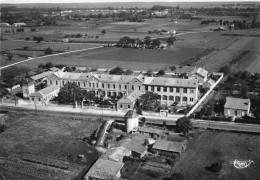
[
  {"x1": 159, "y1": 95, "x2": 194, "y2": 102},
  {"x1": 145, "y1": 86, "x2": 194, "y2": 93}
]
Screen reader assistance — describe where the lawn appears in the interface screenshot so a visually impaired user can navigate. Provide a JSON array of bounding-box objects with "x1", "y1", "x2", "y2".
[
  {"x1": 0, "y1": 112, "x2": 101, "y2": 179},
  {"x1": 172, "y1": 130, "x2": 260, "y2": 180}
]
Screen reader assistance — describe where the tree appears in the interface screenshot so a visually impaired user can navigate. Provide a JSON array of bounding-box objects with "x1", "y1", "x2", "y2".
[
  {"x1": 30, "y1": 28, "x2": 36, "y2": 32},
  {"x1": 157, "y1": 70, "x2": 165, "y2": 76},
  {"x1": 44, "y1": 47, "x2": 53, "y2": 55},
  {"x1": 166, "y1": 36, "x2": 176, "y2": 46},
  {"x1": 218, "y1": 66, "x2": 230, "y2": 75},
  {"x1": 169, "y1": 66, "x2": 176, "y2": 72},
  {"x1": 144, "y1": 36, "x2": 151, "y2": 46},
  {"x1": 75, "y1": 33, "x2": 82, "y2": 38},
  {"x1": 125, "y1": 69, "x2": 133, "y2": 75},
  {"x1": 176, "y1": 117, "x2": 192, "y2": 136},
  {"x1": 151, "y1": 39, "x2": 161, "y2": 49},
  {"x1": 109, "y1": 66, "x2": 125, "y2": 75},
  {"x1": 7, "y1": 54, "x2": 13, "y2": 60},
  {"x1": 45, "y1": 62, "x2": 53, "y2": 69},
  {"x1": 137, "y1": 92, "x2": 160, "y2": 111},
  {"x1": 33, "y1": 36, "x2": 43, "y2": 43},
  {"x1": 57, "y1": 82, "x2": 84, "y2": 105},
  {"x1": 146, "y1": 70, "x2": 154, "y2": 76},
  {"x1": 101, "y1": 29, "x2": 106, "y2": 35},
  {"x1": 0, "y1": 88, "x2": 9, "y2": 103}
]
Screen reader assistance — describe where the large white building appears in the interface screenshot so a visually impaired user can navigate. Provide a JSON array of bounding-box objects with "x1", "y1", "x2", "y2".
[{"x1": 46, "y1": 72, "x2": 199, "y2": 107}]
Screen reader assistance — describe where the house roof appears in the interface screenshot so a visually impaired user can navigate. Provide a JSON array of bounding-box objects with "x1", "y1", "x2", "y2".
[
  {"x1": 85, "y1": 159, "x2": 124, "y2": 179},
  {"x1": 143, "y1": 77, "x2": 198, "y2": 88},
  {"x1": 31, "y1": 71, "x2": 53, "y2": 81},
  {"x1": 52, "y1": 71, "x2": 94, "y2": 81},
  {"x1": 101, "y1": 146, "x2": 131, "y2": 162},
  {"x1": 138, "y1": 126, "x2": 164, "y2": 136},
  {"x1": 191, "y1": 67, "x2": 208, "y2": 78},
  {"x1": 118, "y1": 90, "x2": 143, "y2": 104},
  {"x1": 120, "y1": 134, "x2": 147, "y2": 155},
  {"x1": 29, "y1": 85, "x2": 60, "y2": 98},
  {"x1": 153, "y1": 139, "x2": 186, "y2": 153},
  {"x1": 224, "y1": 97, "x2": 250, "y2": 111}
]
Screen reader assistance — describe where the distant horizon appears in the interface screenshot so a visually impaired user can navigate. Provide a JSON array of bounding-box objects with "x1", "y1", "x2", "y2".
[{"x1": 2, "y1": 0, "x2": 259, "y2": 5}]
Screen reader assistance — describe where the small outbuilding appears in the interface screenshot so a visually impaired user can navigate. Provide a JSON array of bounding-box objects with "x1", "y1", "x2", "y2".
[
  {"x1": 29, "y1": 85, "x2": 60, "y2": 104},
  {"x1": 224, "y1": 97, "x2": 251, "y2": 118},
  {"x1": 152, "y1": 139, "x2": 186, "y2": 155}
]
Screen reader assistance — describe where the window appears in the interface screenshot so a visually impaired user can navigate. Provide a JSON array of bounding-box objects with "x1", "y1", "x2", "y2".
[
  {"x1": 89, "y1": 83, "x2": 91, "y2": 87},
  {"x1": 151, "y1": 86, "x2": 154, "y2": 92},
  {"x1": 84, "y1": 82, "x2": 86, "y2": 87},
  {"x1": 176, "y1": 88, "x2": 180, "y2": 93},
  {"x1": 63, "y1": 81, "x2": 65, "y2": 85},
  {"x1": 78, "y1": 82, "x2": 80, "y2": 86},
  {"x1": 93, "y1": 83, "x2": 95, "y2": 88},
  {"x1": 108, "y1": 84, "x2": 110, "y2": 88},
  {"x1": 145, "y1": 86, "x2": 148, "y2": 91},
  {"x1": 183, "y1": 88, "x2": 187, "y2": 93},
  {"x1": 50, "y1": 80, "x2": 52, "y2": 85},
  {"x1": 139, "y1": 86, "x2": 141, "y2": 90},
  {"x1": 169, "y1": 87, "x2": 173, "y2": 92},
  {"x1": 102, "y1": 83, "x2": 104, "y2": 88},
  {"x1": 125, "y1": 85, "x2": 127, "y2": 89},
  {"x1": 157, "y1": 86, "x2": 161, "y2": 92},
  {"x1": 120, "y1": 105, "x2": 123, "y2": 108},
  {"x1": 183, "y1": 96, "x2": 187, "y2": 102},
  {"x1": 190, "y1": 98, "x2": 193, "y2": 102},
  {"x1": 128, "y1": 105, "x2": 130, "y2": 109},
  {"x1": 163, "y1": 95, "x2": 167, "y2": 100},
  {"x1": 132, "y1": 85, "x2": 134, "y2": 90},
  {"x1": 32, "y1": 97, "x2": 34, "y2": 101},
  {"x1": 96, "y1": 83, "x2": 98, "y2": 88},
  {"x1": 38, "y1": 98, "x2": 41, "y2": 101},
  {"x1": 169, "y1": 96, "x2": 174, "y2": 101},
  {"x1": 163, "y1": 87, "x2": 167, "y2": 92},
  {"x1": 119, "y1": 85, "x2": 121, "y2": 89},
  {"x1": 113, "y1": 84, "x2": 115, "y2": 89},
  {"x1": 56, "y1": 81, "x2": 58, "y2": 85},
  {"x1": 190, "y1": 89, "x2": 194, "y2": 93},
  {"x1": 175, "y1": 96, "x2": 180, "y2": 102}
]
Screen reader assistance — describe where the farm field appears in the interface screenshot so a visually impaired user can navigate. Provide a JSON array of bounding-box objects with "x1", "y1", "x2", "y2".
[
  {"x1": 172, "y1": 130, "x2": 260, "y2": 180},
  {"x1": 0, "y1": 112, "x2": 101, "y2": 180}
]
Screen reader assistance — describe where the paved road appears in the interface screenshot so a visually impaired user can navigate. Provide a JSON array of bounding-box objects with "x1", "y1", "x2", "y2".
[
  {"x1": 0, "y1": 45, "x2": 104, "y2": 70},
  {"x1": 1, "y1": 104, "x2": 260, "y2": 133}
]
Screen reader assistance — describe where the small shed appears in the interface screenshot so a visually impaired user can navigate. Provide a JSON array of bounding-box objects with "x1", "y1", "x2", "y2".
[
  {"x1": 224, "y1": 97, "x2": 250, "y2": 118},
  {"x1": 152, "y1": 139, "x2": 186, "y2": 155}
]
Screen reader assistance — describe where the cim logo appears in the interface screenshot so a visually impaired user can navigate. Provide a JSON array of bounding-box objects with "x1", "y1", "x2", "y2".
[{"x1": 230, "y1": 159, "x2": 254, "y2": 169}]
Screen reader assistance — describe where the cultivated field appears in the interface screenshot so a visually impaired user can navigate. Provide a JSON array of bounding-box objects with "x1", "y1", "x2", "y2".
[
  {"x1": 0, "y1": 112, "x2": 101, "y2": 180},
  {"x1": 172, "y1": 130, "x2": 260, "y2": 180}
]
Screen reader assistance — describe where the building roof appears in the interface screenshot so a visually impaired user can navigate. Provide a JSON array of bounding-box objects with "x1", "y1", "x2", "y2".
[
  {"x1": 124, "y1": 110, "x2": 139, "y2": 118},
  {"x1": 52, "y1": 71, "x2": 94, "y2": 81},
  {"x1": 143, "y1": 77, "x2": 198, "y2": 88},
  {"x1": 31, "y1": 71, "x2": 53, "y2": 81},
  {"x1": 138, "y1": 126, "x2": 164, "y2": 136},
  {"x1": 224, "y1": 97, "x2": 250, "y2": 111},
  {"x1": 101, "y1": 146, "x2": 131, "y2": 162},
  {"x1": 94, "y1": 74, "x2": 136, "y2": 83},
  {"x1": 153, "y1": 140, "x2": 186, "y2": 153},
  {"x1": 85, "y1": 159, "x2": 124, "y2": 179},
  {"x1": 118, "y1": 90, "x2": 143, "y2": 104},
  {"x1": 191, "y1": 67, "x2": 208, "y2": 78},
  {"x1": 29, "y1": 85, "x2": 60, "y2": 98},
  {"x1": 120, "y1": 134, "x2": 147, "y2": 155}
]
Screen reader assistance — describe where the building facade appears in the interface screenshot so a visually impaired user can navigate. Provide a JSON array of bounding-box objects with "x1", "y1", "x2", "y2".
[
  {"x1": 224, "y1": 97, "x2": 251, "y2": 118},
  {"x1": 46, "y1": 72, "x2": 199, "y2": 106}
]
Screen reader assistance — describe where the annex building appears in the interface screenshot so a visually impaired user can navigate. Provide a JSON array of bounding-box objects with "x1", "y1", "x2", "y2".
[{"x1": 46, "y1": 71, "x2": 199, "y2": 107}]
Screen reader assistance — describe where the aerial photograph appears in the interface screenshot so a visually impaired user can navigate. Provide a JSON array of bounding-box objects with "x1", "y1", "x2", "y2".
[{"x1": 0, "y1": 0, "x2": 259, "y2": 179}]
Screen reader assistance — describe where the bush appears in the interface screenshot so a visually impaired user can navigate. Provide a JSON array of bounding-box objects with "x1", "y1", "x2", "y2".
[
  {"x1": 205, "y1": 162, "x2": 222, "y2": 172},
  {"x1": 7, "y1": 54, "x2": 13, "y2": 60},
  {"x1": 0, "y1": 124, "x2": 7, "y2": 133},
  {"x1": 25, "y1": 37, "x2": 30, "y2": 41},
  {"x1": 45, "y1": 47, "x2": 53, "y2": 54}
]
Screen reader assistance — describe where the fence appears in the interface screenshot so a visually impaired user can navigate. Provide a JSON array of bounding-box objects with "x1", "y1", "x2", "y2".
[{"x1": 186, "y1": 73, "x2": 224, "y2": 117}]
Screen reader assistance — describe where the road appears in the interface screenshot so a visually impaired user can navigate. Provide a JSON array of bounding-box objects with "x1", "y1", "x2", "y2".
[
  {"x1": 0, "y1": 45, "x2": 104, "y2": 70},
  {"x1": 1, "y1": 104, "x2": 260, "y2": 133}
]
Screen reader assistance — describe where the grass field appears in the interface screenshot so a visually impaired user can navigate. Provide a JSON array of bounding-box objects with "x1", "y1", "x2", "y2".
[
  {"x1": 172, "y1": 130, "x2": 260, "y2": 180},
  {"x1": 0, "y1": 112, "x2": 101, "y2": 179}
]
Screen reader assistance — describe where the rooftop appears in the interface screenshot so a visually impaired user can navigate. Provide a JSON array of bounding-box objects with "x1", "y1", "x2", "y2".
[
  {"x1": 224, "y1": 97, "x2": 250, "y2": 111},
  {"x1": 101, "y1": 146, "x2": 131, "y2": 162},
  {"x1": 191, "y1": 67, "x2": 208, "y2": 78},
  {"x1": 118, "y1": 90, "x2": 143, "y2": 104},
  {"x1": 153, "y1": 139, "x2": 186, "y2": 153},
  {"x1": 85, "y1": 159, "x2": 124, "y2": 179},
  {"x1": 30, "y1": 71, "x2": 52, "y2": 81},
  {"x1": 143, "y1": 77, "x2": 198, "y2": 88},
  {"x1": 138, "y1": 126, "x2": 165, "y2": 136},
  {"x1": 120, "y1": 134, "x2": 147, "y2": 155},
  {"x1": 29, "y1": 85, "x2": 60, "y2": 98}
]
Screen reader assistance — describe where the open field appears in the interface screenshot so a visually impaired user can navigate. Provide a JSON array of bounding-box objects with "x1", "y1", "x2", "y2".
[
  {"x1": 0, "y1": 112, "x2": 101, "y2": 179},
  {"x1": 172, "y1": 130, "x2": 260, "y2": 180}
]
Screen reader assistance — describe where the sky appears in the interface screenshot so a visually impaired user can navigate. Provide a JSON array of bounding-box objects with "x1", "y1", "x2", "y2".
[{"x1": 1, "y1": 0, "x2": 258, "y2": 4}]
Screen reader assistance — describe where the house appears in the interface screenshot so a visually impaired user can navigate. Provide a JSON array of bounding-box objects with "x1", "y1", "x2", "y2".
[
  {"x1": 84, "y1": 159, "x2": 124, "y2": 180},
  {"x1": 120, "y1": 133, "x2": 148, "y2": 158},
  {"x1": 0, "y1": 23, "x2": 10, "y2": 26},
  {"x1": 224, "y1": 97, "x2": 251, "y2": 118},
  {"x1": 117, "y1": 90, "x2": 143, "y2": 110},
  {"x1": 202, "y1": 79, "x2": 215, "y2": 90},
  {"x1": 30, "y1": 71, "x2": 53, "y2": 83},
  {"x1": 152, "y1": 139, "x2": 186, "y2": 155},
  {"x1": 132, "y1": 126, "x2": 165, "y2": 139},
  {"x1": 22, "y1": 79, "x2": 35, "y2": 98},
  {"x1": 100, "y1": 146, "x2": 131, "y2": 162},
  {"x1": 188, "y1": 67, "x2": 208, "y2": 84},
  {"x1": 13, "y1": 22, "x2": 26, "y2": 27},
  {"x1": 29, "y1": 85, "x2": 60, "y2": 105}
]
